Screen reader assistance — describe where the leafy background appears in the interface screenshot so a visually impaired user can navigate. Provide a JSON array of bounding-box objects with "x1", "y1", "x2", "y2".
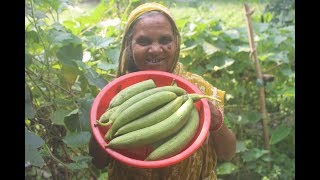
[{"x1": 25, "y1": 0, "x2": 295, "y2": 179}]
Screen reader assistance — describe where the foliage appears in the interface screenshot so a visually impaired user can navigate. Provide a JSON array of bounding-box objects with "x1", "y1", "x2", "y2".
[{"x1": 25, "y1": 0, "x2": 294, "y2": 179}]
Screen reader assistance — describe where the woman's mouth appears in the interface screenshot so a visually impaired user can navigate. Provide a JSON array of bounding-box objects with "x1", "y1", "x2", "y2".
[{"x1": 146, "y1": 59, "x2": 163, "y2": 63}]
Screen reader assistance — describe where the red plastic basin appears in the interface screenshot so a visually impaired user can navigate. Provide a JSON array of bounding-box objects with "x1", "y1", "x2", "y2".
[{"x1": 90, "y1": 70, "x2": 211, "y2": 168}]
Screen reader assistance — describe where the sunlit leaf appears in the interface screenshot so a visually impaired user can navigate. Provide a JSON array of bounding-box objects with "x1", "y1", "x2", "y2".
[
  {"x1": 98, "y1": 172, "x2": 109, "y2": 180},
  {"x1": 201, "y1": 41, "x2": 220, "y2": 56},
  {"x1": 217, "y1": 162, "x2": 239, "y2": 175},
  {"x1": 223, "y1": 29, "x2": 240, "y2": 40},
  {"x1": 283, "y1": 87, "x2": 295, "y2": 97}
]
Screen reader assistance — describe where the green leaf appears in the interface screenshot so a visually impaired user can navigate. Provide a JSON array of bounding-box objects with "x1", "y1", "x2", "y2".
[
  {"x1": 25, "y1": 128, "x2": 45, "y2": 149},
  {"x1": 230, "y1": 45, "x2": 250, "y2": 53},
  {"x1": 105, "y1": 47, "x2": 120, "y2": 64},
  {"x1": 274, "y1": 35, "x2": 287, "y2": 46},
  {"x1": 258, "y1": 52, "x2": 274, "y2": 61},
  {"x1": 211, "y1": 58, "x2": 235, "y2": 71},
  {"x1": 217, "y1": 162, "x2": 239, "y2": 175},
  {"x1": 270, "y1": 124, "x2": 292, "y2": 145},
  {"x1": 76, "y1": 61, "x2": 108, "y2": 89},
  {"x1": 283, "y1": 87, "x2": 295, "y2": 97},
  {"x1": 270, "y1": 51, "x2": 289, "y2": 64},
  {"x1": 50, "y1": 109, "x2": 70, "y2": 125},
  {"x1": 25, "y1": 148, "x2": 45, "y2": 168},
  {"x1": 201, "y1": 41, "x2": 220, "y2": 56},
  {"x1": 71, "y1": 155, "x2": 92, "y2": 162},
  {"x1": 25, "y1": 85, "x2": 36, "y2": 119},
  {"x1": 253, "y1": 22, "x2": 269, "y2": 33},
  {"x1": 281, "y1": 66, "x2": 294, "y2": 77},
  {"x1": 78, "y1": 95, "x2": 94, "y2": 132},
  {"x1": 56, "y1": 44, "x2": 83, "y2": 65},
  {"x1": 67, "y1": 162, "x2": 88, "y2": 171},
  {"x1": 64, "y1": 109, "x2": 80, "y2": 132},
  {"x1": 63, "y1": 131, "x2": 91, "y2": 148},
  {"x1": 236, "y1": 141, "x2": 248, "y2": 153},
  {"x1": 98, "y1": 172, "x2": 109, "y2": 180},
  {"x1": 25, "y1": 128, "x2": 45, "y2": 168},
  {"x1": 97, "y1": 61, "x2": 117, "y2": 71},
  {"x1": 48, "y1": 30, "x2": 82, "y2": 45},
  {"x1": 86, "y1": 36, "x2": 115, "y2": 48},
  {"x1": 25, "y1": 53, "x2": 33, "y2": 67},
  {"x1": 241, "y1": 148, "x2": 269, "y2": 162},
  {"x1": 247, "y1": 111, "x2": 262, "y2": 123},
  {"x1": 223, "y1": 29, "x2": 240, "y2": 40}
]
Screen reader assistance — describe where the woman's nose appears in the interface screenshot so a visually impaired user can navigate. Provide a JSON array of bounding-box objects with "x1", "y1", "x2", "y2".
[{"x1": 148, "y1": 42, "x2": 163, "y2": 54}]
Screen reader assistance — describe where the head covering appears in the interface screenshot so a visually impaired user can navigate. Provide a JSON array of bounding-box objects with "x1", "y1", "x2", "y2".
[{"x1": 117, "y1": 2, "x2": 181, "y2": 77}]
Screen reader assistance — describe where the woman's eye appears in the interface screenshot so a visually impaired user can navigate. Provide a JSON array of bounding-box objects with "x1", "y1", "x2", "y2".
[
  {"x1": 159, "y1": 37, "x2": 172, "y2": 45},
  {"x1": 136, "y1": 37, "x2": 151, "y2": 46}
]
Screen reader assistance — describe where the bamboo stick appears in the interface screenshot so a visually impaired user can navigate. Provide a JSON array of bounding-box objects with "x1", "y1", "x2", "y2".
[{"x1": 243, "y1": 3, "x2": 270, "y2": 151}]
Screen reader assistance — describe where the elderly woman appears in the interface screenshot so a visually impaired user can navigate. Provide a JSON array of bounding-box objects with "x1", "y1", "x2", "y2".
[{"x1": 89, "y1": 2, "x2": 236, "y2": 179}]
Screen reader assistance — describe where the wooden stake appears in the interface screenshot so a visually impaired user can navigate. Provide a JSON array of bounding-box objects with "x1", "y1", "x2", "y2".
[{"x1": 243, "y1": 3, "x2": 270, "y2": 151}]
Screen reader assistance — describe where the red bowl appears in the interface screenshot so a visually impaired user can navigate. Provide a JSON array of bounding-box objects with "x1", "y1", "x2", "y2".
[{"x1": 90, "y1": 70, "x2": 211, "y2": 168}]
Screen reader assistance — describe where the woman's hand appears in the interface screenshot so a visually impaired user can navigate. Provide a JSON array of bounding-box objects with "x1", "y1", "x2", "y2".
[
  {"x1": 208, "y1": 101, "x2": 223, "y2": 131},
  {"x1": 89, "y1": 136, "x2": 111, "y2": 169},
  {"x1": 207, "y1": 101, "x2": 237, "y2": 161}
]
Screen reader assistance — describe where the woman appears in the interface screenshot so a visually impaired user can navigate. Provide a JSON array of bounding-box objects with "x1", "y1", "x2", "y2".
[{"x1": 89, "y1": 2, "x2": 236, "y2": 179}]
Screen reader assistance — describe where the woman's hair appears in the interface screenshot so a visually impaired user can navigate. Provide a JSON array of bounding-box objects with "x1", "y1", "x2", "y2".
[{"x1": 117, "y1": 4, "x2": 181, "y2": 77}]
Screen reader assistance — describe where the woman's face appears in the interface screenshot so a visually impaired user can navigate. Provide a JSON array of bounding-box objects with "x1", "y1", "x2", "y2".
[{"x1": 130, "y1": 13, "x2": 177, "y2": 72}]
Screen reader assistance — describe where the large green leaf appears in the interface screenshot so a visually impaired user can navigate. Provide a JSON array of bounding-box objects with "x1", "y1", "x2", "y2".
[
  {"x1": 64, "y1": 109, "x2": 80, "y2": 132},
  {"x1": 56, "y1": 44, "x2": 83, "y2": 64},
  {"x1": 48, "y1": 29, "x2": 82, "y2": 46},
  {"x1": 270, "y1": 123, "x2": 292, "y2": 145},
  {"x1": 76, "y1": 61, "x2": 108, "y2": 89},
  {"x1": 63, "y1": 131, "x2": 91, "y2": 148},
  {"x1": 25, "y1": 128, "x2": 45, "y2": 167},
  {"x1": 105, "y1": 47, "x2": 120, "y2": 64},
  {"x1": 50, "y1": 109, "x2": 70, "y2": 125},
  {"x1": 78, "y1": 95, "x2": 94, "y2": 132}
]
